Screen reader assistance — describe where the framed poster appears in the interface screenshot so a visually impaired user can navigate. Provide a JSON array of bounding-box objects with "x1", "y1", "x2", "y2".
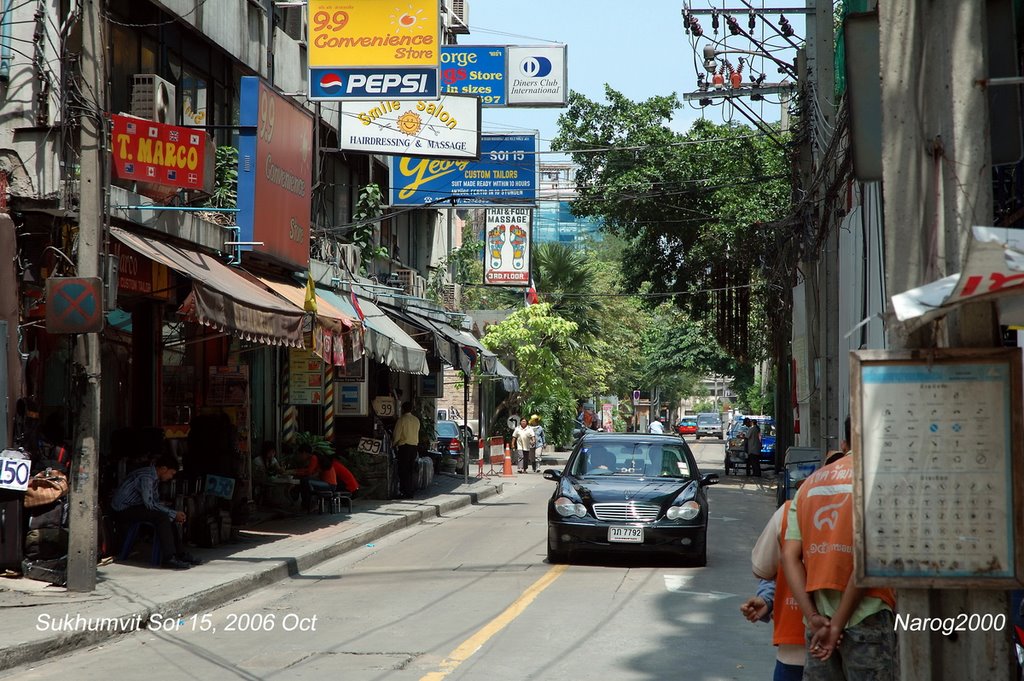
[
  {"x1": 851, "y1": 348, "x2": 1024, "y2": 588},
  {"x1": 420, "y1": 370, "x2": 442, "y2": 398},
  {"x1": 335, "y1": 357, "x2": 366, "y2": 382},
  {"x1": 336, "y1": 381, "x2": 367, "y2": 417},
  {"x1": 288, "y1": 348, "x2": 324, "y2": 405}
]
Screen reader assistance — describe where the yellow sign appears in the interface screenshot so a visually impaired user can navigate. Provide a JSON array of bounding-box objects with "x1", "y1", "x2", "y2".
[{"x1": 308, "y1": 0, "x2": 440, "y2": 68}]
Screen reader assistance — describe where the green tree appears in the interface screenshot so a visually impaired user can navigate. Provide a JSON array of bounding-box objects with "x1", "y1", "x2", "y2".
[
  {"x1": 551, "y1": 87, "x2": 790, "y2": 367},
  {"x1": 481, "y1": 303, "x2": 609, "y2": 446},
  {"x1": 533, "y1": 242, "x2": 601, "y2": 341}
]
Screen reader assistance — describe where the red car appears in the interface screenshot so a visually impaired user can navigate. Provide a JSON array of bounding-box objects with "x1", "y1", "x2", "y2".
[{"x1": 677, "y1": 417, "x2": 698, "y2": 436}]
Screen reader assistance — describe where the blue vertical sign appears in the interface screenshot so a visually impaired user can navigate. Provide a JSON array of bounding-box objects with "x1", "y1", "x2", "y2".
[
  {"x1": 390, "y1": 133, "x2": 537, "y2": 206},
  {"x1": 439, "y1": 46, "x2": 507, "y2": 106}
]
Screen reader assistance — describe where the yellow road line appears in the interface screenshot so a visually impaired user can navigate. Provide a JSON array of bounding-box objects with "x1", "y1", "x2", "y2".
[{"x1": 419, "y1": 563, "x2": 569, "y2": 681}]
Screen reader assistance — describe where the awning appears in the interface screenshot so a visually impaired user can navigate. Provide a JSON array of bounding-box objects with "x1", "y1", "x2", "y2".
[
  {"x1": 316, "y1": 288, "x2": 428, "y2": 375},
  {"x1": 257, "y1": 276, "x2": 355, "y2": 332},
  {"x1": 387, "y1": 306, "x2": 489, "y2": 374},
  {"x1": 892, "y1": 226, "x2": 1024, "y2": 325},
  {"x1": 111, "y1": 226, "x2": 304, "y2": 347},
  {"x1": 482, "y1": 349, "x2": 520, "y2": 392}
]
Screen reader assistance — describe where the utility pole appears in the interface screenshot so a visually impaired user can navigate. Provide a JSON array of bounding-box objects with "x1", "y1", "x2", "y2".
[
  {"x1": 68, "y1": 0, "x2": 104, "y2": 591},
  {"x1": 880, "y1": 2, "x2": 1008, "y2": 677}
]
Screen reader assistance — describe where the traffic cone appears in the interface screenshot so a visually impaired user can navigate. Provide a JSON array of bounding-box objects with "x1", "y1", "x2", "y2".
[{"x1": 502, "y1": 446, "x2": 514, "y2": 477}]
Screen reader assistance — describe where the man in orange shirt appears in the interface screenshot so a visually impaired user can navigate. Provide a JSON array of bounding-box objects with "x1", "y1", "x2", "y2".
[
  {"x1": 741, "y1": 499, "x2": 806, "y2": 680},
  {"x1": 781, "y1": 444, "x2": 897, "y2": 680}
]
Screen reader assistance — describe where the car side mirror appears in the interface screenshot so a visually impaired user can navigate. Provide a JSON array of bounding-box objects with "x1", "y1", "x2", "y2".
[
  {"x1": 543, "y1": 469, "x2": 561, "y2": 481},
  {"x1": 701, "y1": 473, "x2": 720, "y2": 486}
]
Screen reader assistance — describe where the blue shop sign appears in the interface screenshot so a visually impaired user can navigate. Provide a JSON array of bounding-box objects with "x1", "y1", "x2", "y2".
[
  {"x1": 309, "y1": 67, "x2": 439, "y2": 101},
  {"x1": 390, "y1": 133, "x2": 537, "y2": 206},
  {"x1": 439, "y1": 46, "x2": 506, "y2": 106}
]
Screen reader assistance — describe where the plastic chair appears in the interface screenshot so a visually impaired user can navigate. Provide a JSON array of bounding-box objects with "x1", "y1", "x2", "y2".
[{"x1": 118, "y1": 521, "x2": 162, "y2": 566}]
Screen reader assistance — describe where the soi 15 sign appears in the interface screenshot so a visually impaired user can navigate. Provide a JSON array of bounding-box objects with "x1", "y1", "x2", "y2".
[
  {"x1": 110, "y1": 114, "x2": 207, "y2": 190},
  {"x1": 390, "y1": 133, "x2": 537, "y2": 206},
  {"x1": 237, "y1": 77, "x2": 314, "y2": 270}
]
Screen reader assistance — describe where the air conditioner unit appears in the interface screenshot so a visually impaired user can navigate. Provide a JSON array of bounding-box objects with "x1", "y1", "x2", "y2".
[
  {"x1": 447, "y1": 0, "x2": 469, "y2": 34},
  {"x1": 442, "y1": 283, "x2": 462, "y2": 310},
  {"x1": 413, "y1": 275, "x2": 427, "y2": 299},
  {"x1": 395, "y1": 268, "x2": 417, "y2": 295},
  {"x1": 338, "y1": 243, "x2": 361, "y2": 275},
  {"x1": 131, "y1": 74, "x2": 176, "y2": 124}
]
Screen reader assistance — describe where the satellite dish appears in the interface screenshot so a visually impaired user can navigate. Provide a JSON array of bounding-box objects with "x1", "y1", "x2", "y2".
[{"x1": 153, "y1": 81, "x2": 173, "y2": 123}]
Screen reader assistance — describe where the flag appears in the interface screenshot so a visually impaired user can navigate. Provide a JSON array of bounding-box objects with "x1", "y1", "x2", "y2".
[
  {"x1": 350, "y1": 290, "x2": 365, "y2": 321},
  {"x1": 525, "y1": 285, "x2": 539, "y2": 306},
  {"x1": 303, "y1": 271, "x2": 318, "y2": 313}
]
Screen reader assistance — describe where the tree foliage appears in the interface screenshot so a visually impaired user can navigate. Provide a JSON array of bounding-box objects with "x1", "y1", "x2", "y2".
[
  {"x1": 481, "y1": 303, "x2": 610, "y2": 446},
  {"x1": 551, "y1": 86, "x2": 790, "y2": 366}
]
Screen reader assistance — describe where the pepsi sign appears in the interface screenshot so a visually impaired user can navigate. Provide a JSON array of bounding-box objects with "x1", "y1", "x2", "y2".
[
  {"x1": 506, "y1": 45, "x2": 568, "y2": 107},
  {"x1": 309, "y1": 67, "x2": 439, "y2": 101}
]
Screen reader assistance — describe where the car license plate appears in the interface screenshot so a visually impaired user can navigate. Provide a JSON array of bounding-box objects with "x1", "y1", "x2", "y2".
[{"x1": 608, "y1": 526, "x2": 643, "y2": 543}]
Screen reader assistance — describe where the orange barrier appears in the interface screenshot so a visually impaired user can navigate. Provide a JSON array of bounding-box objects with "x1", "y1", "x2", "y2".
[{"x1": 502, "y1": 446, "x2": 514, "y2": 477}]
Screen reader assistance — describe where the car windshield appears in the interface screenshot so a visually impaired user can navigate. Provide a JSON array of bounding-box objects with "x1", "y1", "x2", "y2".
[
  {"x1": 696, "y1": 415, "x2": 719, "y2": 425},
  {"x1": 680, "y1": 418, "x2": 696, "y2": 426},
  {"x1": 436, "y1": 422, "x2": 460, "y2": 438},
  {"x1": 570, "y1": 441, "x2": 693, "y2": 479}
]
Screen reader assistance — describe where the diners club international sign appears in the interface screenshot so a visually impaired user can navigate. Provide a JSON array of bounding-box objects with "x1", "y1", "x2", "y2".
[{"x1": 110, "y1": 114, "x2": 207, "y2": 190}]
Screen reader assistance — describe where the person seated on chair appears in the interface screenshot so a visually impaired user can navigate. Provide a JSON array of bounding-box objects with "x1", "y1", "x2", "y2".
[
  {"x1": 288, "y1": 444, "x2": 335, "y2": 512},
  {"x1": 110, "y1": 453, "x2": 196, "y2": 569},
  {"x1": 252, "y1": 441, "x2": 283, "y2": 484},
  {"x1": 330, "y1": 458, "x2": 360, "y2": 496}
]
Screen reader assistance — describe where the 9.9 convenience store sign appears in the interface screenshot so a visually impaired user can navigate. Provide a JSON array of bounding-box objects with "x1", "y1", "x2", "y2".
[{"x1": 308, "y1": 0, "x2": 441, "y2": 101}]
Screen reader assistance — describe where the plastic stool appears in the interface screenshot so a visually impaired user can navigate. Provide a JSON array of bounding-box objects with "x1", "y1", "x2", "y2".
[
  {"x1": 118, "y1": 521, "x2": 162, "y2": 566},
  {"x1": 331, "y1": 491, "x2": 353, "y2": 514}
]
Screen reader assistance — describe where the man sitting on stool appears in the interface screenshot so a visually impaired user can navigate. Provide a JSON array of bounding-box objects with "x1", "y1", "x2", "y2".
[{"x1": 111, "y1": 454, "x2": 197, "y2": 569}]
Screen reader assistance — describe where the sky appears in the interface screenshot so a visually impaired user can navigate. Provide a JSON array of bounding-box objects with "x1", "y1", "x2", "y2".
[{"x1": 468, "y1": 0, "x2": 809, "y2": 152}]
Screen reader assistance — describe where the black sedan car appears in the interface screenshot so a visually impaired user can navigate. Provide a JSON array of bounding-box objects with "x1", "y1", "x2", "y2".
[{"x1": 544, "y1": 432, "x2": 718, "y2": 566}]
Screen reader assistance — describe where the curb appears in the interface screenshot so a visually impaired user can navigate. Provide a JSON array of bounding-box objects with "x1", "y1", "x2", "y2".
[{"x1": 0, "y1": 482, "x2": 502, "y2": 672}]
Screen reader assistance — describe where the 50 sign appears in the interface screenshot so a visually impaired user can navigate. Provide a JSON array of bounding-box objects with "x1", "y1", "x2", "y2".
[{"x1": 0, "y1": 454, "x2": 31, "y2": 492}]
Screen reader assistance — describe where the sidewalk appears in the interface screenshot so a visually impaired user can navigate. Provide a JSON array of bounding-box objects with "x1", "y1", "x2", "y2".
[{"x1": 0, "y1": 472, "x2": 509, "y2": 672}]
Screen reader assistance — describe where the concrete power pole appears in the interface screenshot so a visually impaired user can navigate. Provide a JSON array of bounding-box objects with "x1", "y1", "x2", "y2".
[
  {"x1": 68, "y1": 0, "x2": 104, "y2": 591},
  {"x1": 879, "y1": 1, "x2": 1009, "y2": 678}
]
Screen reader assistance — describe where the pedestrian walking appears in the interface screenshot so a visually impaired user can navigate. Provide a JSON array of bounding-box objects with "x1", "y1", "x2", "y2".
[
  {"x1": 647, "y1": 417, "x2": 665, "y2": 434},
  {"x1": 781, "y1": 433, "x2": 897, "y2": 680},
  {"x1": 511, "y1": 417, "x2": 535, "y2": 473},
  {"x1": 392, "y1": 401, "x2": 421, "y2": 499},
  {"x1": 744, "y1": 417, "x2": 762, "y2": 476},
  {"x1": 529, "y1": 415, "x2": 545, "y2": 472}
]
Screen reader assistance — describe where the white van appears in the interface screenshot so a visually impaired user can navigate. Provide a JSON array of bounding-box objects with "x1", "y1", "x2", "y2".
[{"x1": 695, "y1": 413, "x2": 723, "y2": 440}]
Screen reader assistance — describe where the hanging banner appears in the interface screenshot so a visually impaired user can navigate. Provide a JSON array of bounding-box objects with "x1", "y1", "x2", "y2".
[
  {"x1": 110, "y1": 114, "x2": 207, "y2": 189},
  {"x1": 484, "y1": 208, "x2": 532, "y2": 286},
  {"x1": 440, "y1": 45, "x2": 506, "y2": 106},
  {"x1": 237, "y1": 77, "x2": 314, "y2": 270},
  {"x1": 339, "y1": 94, "x2": 481, "y2": 158},
  {"x1": 308, "y1": 0, "x2": 440, "y2": 101},
  {"x1": 506, "y1": 45, "x2": 568, "y2": 107},
  {"x1": 390, "y1": 132, "x2": 537, "y2": 206}
]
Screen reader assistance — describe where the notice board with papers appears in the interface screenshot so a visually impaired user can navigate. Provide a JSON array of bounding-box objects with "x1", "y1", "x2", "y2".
[{"x1": 851, "y1": 348, "x2": 1024, "y2": 587}]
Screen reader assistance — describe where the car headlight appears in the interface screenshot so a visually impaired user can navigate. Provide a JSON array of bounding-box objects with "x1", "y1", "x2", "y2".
[
  {"x1": 554, "y1": 496, "x2": 588, "y2": 518},
  {"x1": 666, "y1": 500, "x2": 701, "y2": 521}
]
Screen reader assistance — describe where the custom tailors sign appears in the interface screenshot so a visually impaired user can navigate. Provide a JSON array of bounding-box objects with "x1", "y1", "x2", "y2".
[
  {"x1": 237, "y1": 77, "x2": 314, "y2": 270},
  {"x1": 308, "y1": 0, "x2": 440, "y2": 100},
  {"x1": 390, "y1": 133, "x2": 537, "y2": 205},
  {"x1": 110, "y1": 114, "x2": 206, "y2": 189}
]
